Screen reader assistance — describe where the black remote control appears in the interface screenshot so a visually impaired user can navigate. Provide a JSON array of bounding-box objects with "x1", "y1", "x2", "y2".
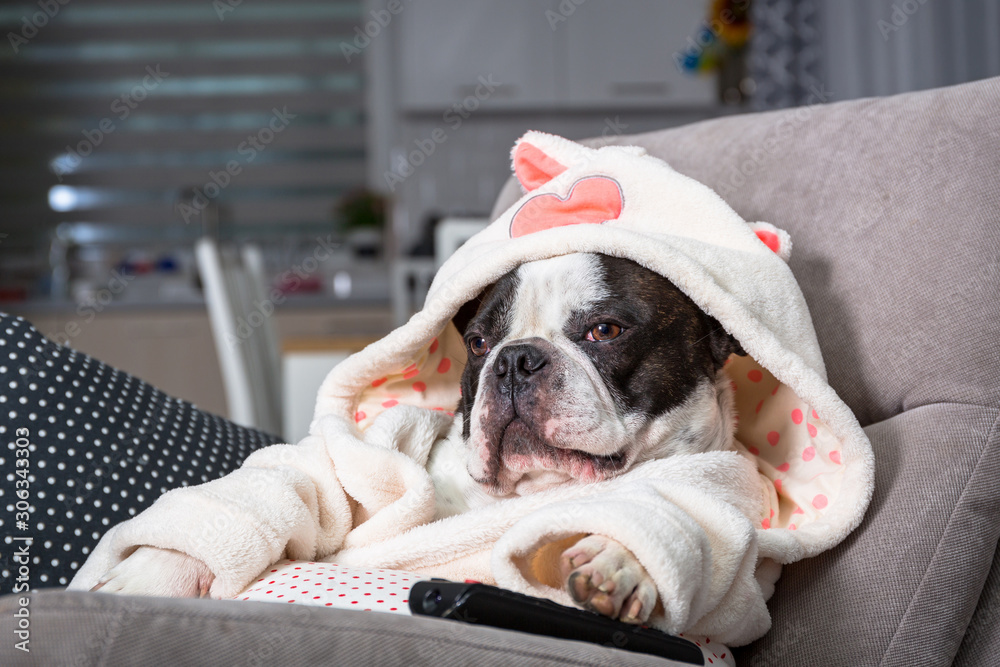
[{"x1": 409, "y1": 580, "x2": 704, "y2": 665}]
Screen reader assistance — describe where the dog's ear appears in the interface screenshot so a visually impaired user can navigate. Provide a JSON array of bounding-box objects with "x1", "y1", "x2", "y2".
[
  {"x1": 748, "y1": 222, "x2": 792, "y2": 262},
  {"x1": 706, "y1": 317, "x2": 747, "y2": 370},
  {"x1": 451, "y1": 291, "x2": 486, "y2": 336}
]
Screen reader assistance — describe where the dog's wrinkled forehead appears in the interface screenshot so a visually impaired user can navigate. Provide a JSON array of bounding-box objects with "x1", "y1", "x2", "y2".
[
  {"x1": 505, "y1": 254, "x2": 608, "y2": 340},
  {"x1": 458, "y1": 254, "x2": 610, "y2": 344}
]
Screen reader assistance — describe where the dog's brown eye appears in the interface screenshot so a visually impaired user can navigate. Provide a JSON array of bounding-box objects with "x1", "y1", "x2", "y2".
[
  {"x1": 469, "y1": 337, "x2": 489, "y2": 357},
  {"x1": 587, "y1": 323, "x2": 622, "y2": 342}
]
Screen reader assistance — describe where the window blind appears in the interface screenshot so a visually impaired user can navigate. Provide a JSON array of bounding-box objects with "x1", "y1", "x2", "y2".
[{"x1": 0, "y1": 0, "x2": 366, "y2": 241}]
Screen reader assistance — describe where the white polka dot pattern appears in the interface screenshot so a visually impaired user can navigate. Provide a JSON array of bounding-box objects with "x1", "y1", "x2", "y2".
[
  {"x1": 679, "y1": 634, "x2": 735, "y2": 666},
  {"x1": 0, "y1": 314, "x2": 282, "y2": 587},
  {"x1": 239, "y1": 560, "x2": 420, "y2": 615}
]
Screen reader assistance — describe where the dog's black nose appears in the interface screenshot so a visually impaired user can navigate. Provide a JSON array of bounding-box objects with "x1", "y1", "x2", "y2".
[{"x1": 493, "y1": 343, "x2": 548, "y2": 381}]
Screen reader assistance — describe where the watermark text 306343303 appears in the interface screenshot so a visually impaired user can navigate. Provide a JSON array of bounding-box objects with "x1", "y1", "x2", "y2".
[{"x1": 11, "y1": 427, "x2": 35, "y2": 653}]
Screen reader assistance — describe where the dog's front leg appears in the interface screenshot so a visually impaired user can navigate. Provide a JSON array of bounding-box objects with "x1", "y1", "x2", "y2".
[
  {"x1": 91, "y1": 546, "x2": 215, "y2": 598},
  {"x1": 559, "y1": 535, "x2": 658, "y2": 624}
]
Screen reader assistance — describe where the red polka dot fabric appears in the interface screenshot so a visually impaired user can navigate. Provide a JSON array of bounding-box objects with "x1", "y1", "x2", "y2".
[
  {"x1": 679, "y1": 633, "x2": 735, "y2": 666},
  {"x1": 352, "y1": 325, "x2": 465, "y2": 431},
  {"x1": 724, "y1": 354, "x2": 845, "y2": 532},
  {"x1": 238, "y1": 560, "x2": 421, "y2": 615}
]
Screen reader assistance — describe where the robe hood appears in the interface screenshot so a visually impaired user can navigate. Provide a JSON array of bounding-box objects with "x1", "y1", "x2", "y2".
[{"x1": 312, "y1": 130, "x2": 875, "y2": 564}]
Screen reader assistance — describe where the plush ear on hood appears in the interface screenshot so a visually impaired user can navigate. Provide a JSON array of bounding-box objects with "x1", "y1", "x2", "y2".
[
  {"x1": 511, "y1": 131, "x2": 597, "y2": 192},
  {"x1": 748, "y1": 221, "x2": 792, "y2": 262}
]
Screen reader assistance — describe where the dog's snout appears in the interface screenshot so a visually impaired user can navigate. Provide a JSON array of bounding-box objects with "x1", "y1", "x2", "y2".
[{"x1": 493, "y1": 343, "x2": 548, "y2": 381}]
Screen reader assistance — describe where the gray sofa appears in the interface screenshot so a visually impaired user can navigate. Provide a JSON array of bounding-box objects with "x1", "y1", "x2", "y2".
[{"x1": 3, "y1": 77, "x2": 998, "y2": 666}]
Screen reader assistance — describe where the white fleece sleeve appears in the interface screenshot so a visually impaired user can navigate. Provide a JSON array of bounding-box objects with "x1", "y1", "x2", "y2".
[
  {"x1": 490, "y1": 451, "x2": 771, "y2": 646},
  {"x1": 69, "y1": 407, "x2": 452, "y2": 599}
]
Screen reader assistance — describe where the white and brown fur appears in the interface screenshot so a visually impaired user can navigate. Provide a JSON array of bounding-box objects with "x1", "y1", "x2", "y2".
[{"x1": 95, "y1": 253, "x2": 744, "y2": 625}]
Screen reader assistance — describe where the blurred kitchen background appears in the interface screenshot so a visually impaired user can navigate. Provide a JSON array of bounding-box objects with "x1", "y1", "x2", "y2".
[{"x1": 1, "y1": 0, "x2": 998, "y2": 442}]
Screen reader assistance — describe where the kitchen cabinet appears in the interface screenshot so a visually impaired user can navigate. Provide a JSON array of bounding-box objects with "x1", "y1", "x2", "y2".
[
  {"x1": 397, "y1": 0, "x2": 557, "y2": 110},
  {"x1": 563, "y1": 0, "x2": 716, "y2": 108},
  {"x1": 396, "y1": 0, "x2": 714, "y2": 111}
]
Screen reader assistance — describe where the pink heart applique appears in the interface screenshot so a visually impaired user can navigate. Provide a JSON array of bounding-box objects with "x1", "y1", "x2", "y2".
[{"x1": 510, "y1": 176, "x2": 623, "y2": 238}]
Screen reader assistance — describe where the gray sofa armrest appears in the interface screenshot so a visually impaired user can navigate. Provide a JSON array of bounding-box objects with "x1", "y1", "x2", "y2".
[
  {"x1": 954, "y1": 537, "x2": 1000, "y2": 666},
  {"x1": 734, "y1": 404, "x2": 999, "y2": 665},
  {"x1": 0, "y1": 590, "x2": 696, "y2": 667}
]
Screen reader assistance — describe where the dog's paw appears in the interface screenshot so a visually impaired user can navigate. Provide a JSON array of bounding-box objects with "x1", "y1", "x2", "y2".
[
  {"x1": 91, "y1": 546, "x2": 215, "y2": 598},
  {"x1": 559, "y1": 534, "x2": 657, "y2": 624}
]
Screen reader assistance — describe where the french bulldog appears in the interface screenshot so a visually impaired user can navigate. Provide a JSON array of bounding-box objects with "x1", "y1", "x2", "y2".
[{"x1": 94, "y1": 252, "x2": 744, "y2": 626}]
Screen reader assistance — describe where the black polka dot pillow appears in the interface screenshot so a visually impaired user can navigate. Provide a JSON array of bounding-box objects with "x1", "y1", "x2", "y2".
[{"x1": 1, "y1": 313, "x2": 282, "y2": 587}]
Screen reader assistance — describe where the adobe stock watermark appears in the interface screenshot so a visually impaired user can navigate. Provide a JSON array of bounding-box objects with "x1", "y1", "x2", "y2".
[
  {"x1": 11, "y1": 264, "x2": 135, "y2": 389},
  {"x1": 534, "y1": 115, "x2": 630, "y2": 176},
  {"x1": 580, "y1": 115, "x2": 630, "y2": 152},
  {"x1": 175, "y1": 107, "x2": 297, "y2": 223},
  {"x1": 45, "y1": 270, "x2": 136, "y2": 347},
  {"x1": 383, "y1": 74, "x2": 501, "y2": 192},
  {"x1": 6, "y1": 0, "x2": 71, "y2": 55},
  {"x1": 214, "y1": 0, "x2": 243, "y2": 21},
  {"x1": 715, "y1": 83, "x2": 832, "y2": 199},
  {"x1": 850, "y1": 132, "x2": 957, "y2": 239},
  {"x1": 545, "y1": 0, "x2": 588, "y2": 31},
  {"x1": 878, "y1": 0, "x2": 931, "y2": 41},
  {"x1": 747, "y1": 619, "x2": 811, "y2": 666},
  {"x1": 340, "y1": 0, "x2": 412, "y2": 63},
  {"x1": 52, "y1": 65, "x2": 170, "y2": 182},
  {"x1": 227, "y1": 235, "x2": 339, "y2": 347}
]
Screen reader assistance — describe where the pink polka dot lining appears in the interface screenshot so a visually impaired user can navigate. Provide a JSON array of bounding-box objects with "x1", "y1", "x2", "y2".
[{"x1": 238, "y1": 560, "x2": 421, "y2": 616}]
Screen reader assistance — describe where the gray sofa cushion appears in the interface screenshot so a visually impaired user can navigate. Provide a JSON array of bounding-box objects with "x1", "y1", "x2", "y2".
[
  {"x1": 0, "y1": 590, "x2": 695, "y2": 667},
  {"x1": 493, "y1": 77, "x2": 1000, "y2": 665},
  {"x1": 747, "y1": 404, "x2": 999, "y2": 666}
]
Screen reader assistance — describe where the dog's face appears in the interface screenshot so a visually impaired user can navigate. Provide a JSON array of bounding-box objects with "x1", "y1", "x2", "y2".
[{"x1": 454, "y1": 253, "x2": 744, "y2": 497}]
